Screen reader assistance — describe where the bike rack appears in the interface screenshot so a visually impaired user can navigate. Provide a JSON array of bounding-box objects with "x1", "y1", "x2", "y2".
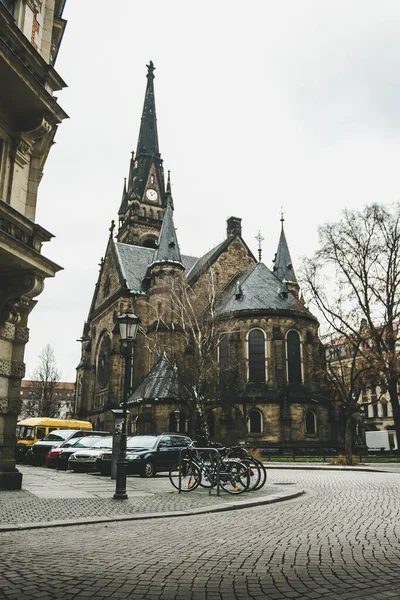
[{"x1": 178, "y1": 447, "x2": 221, "y2": 496}]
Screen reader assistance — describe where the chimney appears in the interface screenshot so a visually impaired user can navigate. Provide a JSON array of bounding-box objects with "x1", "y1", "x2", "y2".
[{"x1": 227, "y1": 216, "x2": 242, "y2": 237}]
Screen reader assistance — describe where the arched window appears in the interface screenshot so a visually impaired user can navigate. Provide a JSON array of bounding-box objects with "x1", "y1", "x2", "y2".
[
  {"x1": 248, "y1": 329, "x2": 266, "y2": 383},
  {"x1": 305, "y1": 411, "x2": 316, "y2": 434},
  {"x1": 287, "y1": 330, "x2": 302, "y2": 384},
  {"x1": 218, "y1": 334, "x2": 230, "y2": 383},
  {"x1": 248, "y1": 409, "x2": 263, "y2": 434},
  {"x1": 169, "y1": 412, "x2": 186, "y2": 433}
]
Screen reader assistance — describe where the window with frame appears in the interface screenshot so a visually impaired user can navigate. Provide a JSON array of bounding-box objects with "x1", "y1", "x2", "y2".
[
  {"x1": 305, "y1": 410, "x2": 316, "y2": 434},
  {"x1": 248, "y1": 409, "x2": 263, "y2": 434},
  {"x1": 248, "y1": 329, "x2": 265, "y2": 383},
  {"x1": 287, "y1": 330, "x2": 302, "y2": 384},
  {"x1": 381, "y1": 402, "x2": 388, "y2": 418},
  {"x1": 218, "y1": 334, "x2": 230, "y2": 383}
]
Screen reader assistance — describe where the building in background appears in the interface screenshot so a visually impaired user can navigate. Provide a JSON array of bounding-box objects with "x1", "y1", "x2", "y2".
[
  {"x1": 19, "y1": 379, "x2": 75, "y2": 420},
  {"x1": 76, "y1": 63, "x2": 339, "y2": 451},
  {"x1": 0, "y1": 0, "x2": 68, "y2": 489}
]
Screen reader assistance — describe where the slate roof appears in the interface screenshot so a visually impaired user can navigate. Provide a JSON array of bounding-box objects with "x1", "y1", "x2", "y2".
[
  {"x1": 127, "y1": 356, "x2": 181, "y2": 403},
  {"x1": 185, "y1": 238, "x2": 231, "y2": 284},
  {"x1": 215, "y1": 262, "x2": 315, "y2": 319},
  {"x1": 273, "y1": 226, "x2": 298, "y2": 284},
  {"x1": 114, "y1": 241, "x2": 196, "y2": 293}
]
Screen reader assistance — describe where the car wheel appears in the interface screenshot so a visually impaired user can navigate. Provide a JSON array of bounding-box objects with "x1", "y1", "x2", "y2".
[{"x1": 141, "y1": 460, "x2": 155, "y2": 478}]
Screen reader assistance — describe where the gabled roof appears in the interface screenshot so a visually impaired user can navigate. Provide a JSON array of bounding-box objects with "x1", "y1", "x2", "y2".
[
  {"x1": 216, "y1": 262, "x2": 315, "y2": 319},
  {"x1": 127, "y1": 356, "x2": 181, "y2": 403},
  {"x1": 186, "y1": 235, "x2": 256, "y2": 285},
  {"x1": 273, "y1": 221, "x2": 298, "y2": 284}
]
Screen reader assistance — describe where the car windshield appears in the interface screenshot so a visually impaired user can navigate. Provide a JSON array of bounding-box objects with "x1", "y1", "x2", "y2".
[
  {"x1": 127, "y1": 436, "x2": 158, "y2": 449},
  {"x1": 72, "y1": 436, "x2": 109, "y2": 449},
  {"x1": 90, "y1": 437, "x2": 113, "y2": 450},
  {"x1": 42, "y1": 430, "x2": 76, "y2": 442}
]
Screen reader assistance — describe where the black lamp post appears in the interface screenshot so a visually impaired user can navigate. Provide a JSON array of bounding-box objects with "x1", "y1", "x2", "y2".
[
  {"x1": 174, "y1": 408, "x2": 180, "y2": 433},
  {"x1": 113, "y1": 304, "x2": 140, "y2": 500}
]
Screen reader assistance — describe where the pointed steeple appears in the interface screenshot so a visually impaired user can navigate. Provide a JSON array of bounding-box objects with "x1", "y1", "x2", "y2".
[
  {"x1": 272, "y1": 214, "x2": 298, "y2": 285},
  {"x1": 118, "y1": 178, "x2": 128, "y2": 217},
  {"x1": 151, "y1": 197, "x2": 183, "y2": 268},
  {"x1": 136, "y1": 61, "x2": 159, "y2": 158}
]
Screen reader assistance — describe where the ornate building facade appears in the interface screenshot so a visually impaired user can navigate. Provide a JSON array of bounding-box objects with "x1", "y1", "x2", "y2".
[
  {"x1": 0, "y1": 0, "x2": 67, "y2": 489},
  {"x1": 76, "y1": 63, "x2": 338, "y2": 450}
]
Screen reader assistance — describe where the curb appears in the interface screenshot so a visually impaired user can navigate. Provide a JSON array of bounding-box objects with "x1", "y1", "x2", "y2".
[
  {"x1": 0, "y1": 487, "x2": 305, "y2": 532},
  {"x1": 263, "y1": 464, "x2": 396, "y2": 473}
]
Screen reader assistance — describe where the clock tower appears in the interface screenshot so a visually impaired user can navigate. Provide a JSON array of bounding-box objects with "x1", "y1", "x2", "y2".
[{"x1": 117, "y1": 61, "x2": 166, "y2": 248}]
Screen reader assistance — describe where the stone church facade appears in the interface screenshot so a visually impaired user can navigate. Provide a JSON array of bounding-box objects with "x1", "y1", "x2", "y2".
[{"x1": 76, "y1": 62, "x2": 338, "y2": 450}]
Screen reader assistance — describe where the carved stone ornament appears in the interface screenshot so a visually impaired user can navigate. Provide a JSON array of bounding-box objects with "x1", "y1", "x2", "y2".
[
  {"x1": 15, "y1": 326, "x2": 29, "y2": 344},
  {"x1": 11, "y1": 361, "x2": 26, "y2": 378},
  {"x1": 0, "y1": 272, "x2": 44, "y2": 327},
  {"x1": 14, "y1": 136, "x2": 33, "y2": 167},
  {"x1": 0, "y1": 322, "x2": 15, "y2": 341},
  {"x1": 0, "y1": 396, "x2": 8, "y2": 414}
]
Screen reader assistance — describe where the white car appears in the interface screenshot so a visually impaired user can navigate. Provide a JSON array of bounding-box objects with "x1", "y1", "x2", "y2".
[{"x1": 68, "y1": 437, "x2": 114, "y2": 472}]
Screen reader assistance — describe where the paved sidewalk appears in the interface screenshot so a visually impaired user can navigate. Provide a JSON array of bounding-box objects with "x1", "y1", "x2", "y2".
[
  {"x1": 1, "y1": 462, "x2": 397, "y2": 532},
  {"x1": 0, "y1": 465, "x2": 304, "y2": 531}
]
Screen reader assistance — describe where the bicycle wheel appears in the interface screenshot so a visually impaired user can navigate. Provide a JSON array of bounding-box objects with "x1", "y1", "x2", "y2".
[
  {"x1": 249, "y1": 457, "x2": 267, "y2": 490},
  {"x1": 241, "y1": 457, "x2": 262, "y2": 491},
  {"x1": 169, "y1": 460, "x2": 201, "y2": 492},
  {"x1": 219, "y1": 460, "x2": 250, "y2": 495}
]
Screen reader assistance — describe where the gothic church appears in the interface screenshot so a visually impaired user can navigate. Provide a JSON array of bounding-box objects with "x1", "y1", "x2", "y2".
[{"x1": 75, "y1": 62, "x2": 337, "y2": 450}]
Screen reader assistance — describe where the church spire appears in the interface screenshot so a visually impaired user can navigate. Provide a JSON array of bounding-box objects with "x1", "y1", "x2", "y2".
[
  {"x1": 136, "y1": 61, "x2": 159, "y2": 158},
  {"x1": 272, "y1": 214, "x2": 298, "y2": 285},
  {"x1": 118, "y1": 178, "x2": 128, "y2": 218},
  {"x1": 151, "y1": 197, "x2": 183, "y2": 268}
]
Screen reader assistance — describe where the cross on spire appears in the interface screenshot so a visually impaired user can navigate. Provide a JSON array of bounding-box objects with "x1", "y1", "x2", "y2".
[{"x1": 255, "y1": 230, "x2": 264, "y2": 262}]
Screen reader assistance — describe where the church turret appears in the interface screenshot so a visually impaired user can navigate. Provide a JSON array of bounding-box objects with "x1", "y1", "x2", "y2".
[
  {"x1": 151, "y1": 177, "x2": 183, "y2": 269},
  {"x1": 272, "y1": 214, "x2": 300, "y2": 298},
  {"x1": 117, "y1": 61, "x2": 166, "y2": 248}
]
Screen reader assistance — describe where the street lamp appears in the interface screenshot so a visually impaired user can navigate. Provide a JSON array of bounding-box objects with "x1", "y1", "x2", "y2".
[
  {"x1": 113, "y1": 304, "x2": 140, "y2": 500},
  {"x1": 174, "y1": 408, "x2": 180, "y2": 433}
]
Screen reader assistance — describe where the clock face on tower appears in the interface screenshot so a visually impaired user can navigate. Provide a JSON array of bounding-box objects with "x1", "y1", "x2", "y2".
[
  {"x1": 97, "y1": 335, "x2": 111, "y2": 389},
  {"x1": 146, "y1": 188, "x2": 158, "y2": 202}
]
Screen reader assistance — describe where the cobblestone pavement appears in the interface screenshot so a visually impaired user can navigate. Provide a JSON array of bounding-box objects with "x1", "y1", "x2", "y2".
[
  {"x1": 0, "y1": 466, "x2": 302, "y2": 528},
  {"x1": 1, "y1": 469, "x2": 400, "y2": 600}
]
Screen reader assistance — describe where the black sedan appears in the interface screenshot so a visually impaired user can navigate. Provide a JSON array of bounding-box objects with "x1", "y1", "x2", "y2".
[{"x1": 98, "y1": 434, "x2": 192, "y2": 477}]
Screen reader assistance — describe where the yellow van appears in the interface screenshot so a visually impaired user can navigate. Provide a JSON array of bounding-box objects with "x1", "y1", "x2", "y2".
[{"x1": 15, "y1": 417, "x2": 92, "y2": 462}]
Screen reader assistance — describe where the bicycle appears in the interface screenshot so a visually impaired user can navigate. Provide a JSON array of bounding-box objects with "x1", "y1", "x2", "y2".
[
  {"x1": 169, "y1": 443, "x2": 250, "y2": 495},
  {"x1": 226, "y1": 443, "x2": 267, "y2": 491}
]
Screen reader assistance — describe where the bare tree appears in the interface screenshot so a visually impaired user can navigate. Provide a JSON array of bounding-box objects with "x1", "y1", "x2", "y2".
[
  {"x1": 302, "y1": 203, "x2": 400, "y2": 458},
  {"x1": 144, "y1": 269, "x2": 239, "y2": 438},
  {"x1": 25, "y1": 345, "x2": 62, "y2": 417}
]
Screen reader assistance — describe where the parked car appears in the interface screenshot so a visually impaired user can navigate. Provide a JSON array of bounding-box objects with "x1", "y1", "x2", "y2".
[
  {"x1": 28, "y1": 430, "x2": 109, "y2": 466},
  {"x1": 98, "y1": 434, "x2": 192, "y2": 478},
  {"x1": 45, "y1": 435, "x2": 111, "y2": 470},
  {"x1": 68, "y1": 436, "x2": 116, "y2": 472}
]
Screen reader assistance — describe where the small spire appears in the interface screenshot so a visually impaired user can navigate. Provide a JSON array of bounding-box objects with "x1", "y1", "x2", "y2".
[
  {"x1": 118, "y1": 179, "x2": 128, "y2": 216},
  {"x1": 150, "y1": 197, "x2": 183, "y2": 269},
  {"x1": 280, "y1": 206, "x2": 285, "y2": 229},
  {"x1": 109, "y1": 220, "x2": 115, "y2": 236},
  {"x1": 166, "y1": 170, "x2": 171, "y2": 195},
  {"x1": 273, "y1": 213, "x2": 298, "y2": 285},
  {"x1": 255, "y1": 230, "x2": 264, "y2": 263}
]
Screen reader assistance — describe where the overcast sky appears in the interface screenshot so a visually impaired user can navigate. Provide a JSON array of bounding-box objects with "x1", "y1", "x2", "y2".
[{"x1": 24, "y1": 0, "x2": 400, "y2": 380}]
